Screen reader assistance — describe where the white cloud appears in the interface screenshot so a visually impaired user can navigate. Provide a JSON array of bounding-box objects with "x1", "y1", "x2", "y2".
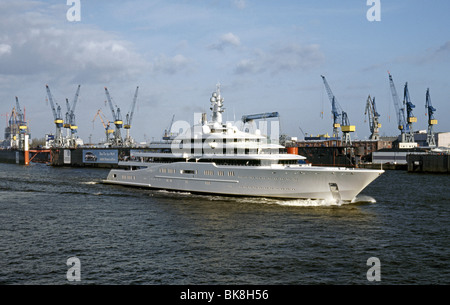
[
  {"x1": 0, "y1": 1, "x2": 148, "y2": 83},
  {"x1": 208, "y1": 32, "x2": 241, "y2": 51},
  {"x1": 222, "y1": 33, "x2": 241, "y2": 47},
  {"x1": 0, "y1": 44, "x2": 12, "y2": 56}
]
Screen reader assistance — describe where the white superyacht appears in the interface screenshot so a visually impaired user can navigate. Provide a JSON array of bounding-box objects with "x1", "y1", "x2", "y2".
[{"x1": 104, "y1": 86, "x2": 384, "y2": 202}]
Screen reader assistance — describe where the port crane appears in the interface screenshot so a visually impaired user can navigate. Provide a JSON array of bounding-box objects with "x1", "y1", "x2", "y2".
[
  {"x1": 321, "y1": 75, "x2": 355, "y2": 145},
  {"x1": 93, "y1": 109, "x2": 114, "y2": 144},
  {"x1": 45, "y1": 84, "x2": 64, "y2": 147},
  {"x1": 403, "y1": 82, "x2": 417, "y2": 143},
  {"x1": 64, "y1": 85, "x2": 81, "y2": 147},
  {"x1": 123, "y1": 86, "x2": 139, "y2": 147},
  {"x1": 425, "y1": 88, "x2": 437, "y2": 147},
  {"x1": 7, "y1": 108, "x2": 18, "y2": 148},
  {"x1": 104, "y1": 87, "x2": 123, "y2": 147},
  {"x1": 364, "y1": 95, "x2": 381, "y2": 140},
  {"x1": 15, "y1": 96, "x2": 28, "y2": 134},
  {"x1": 6, "y1": 98, "x2": 28, "y2": 149},
  {"x1": 388, "y1": 73, "x2": 409, "y2": 143},
  {"x1": 163, "y1": 114, "x2": 176, "y2": 140}
]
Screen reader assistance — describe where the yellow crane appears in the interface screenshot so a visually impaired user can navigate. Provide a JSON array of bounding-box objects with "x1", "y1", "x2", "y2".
[{"x1": 92, "y1": 109, "x2": 114, "y2": 144}]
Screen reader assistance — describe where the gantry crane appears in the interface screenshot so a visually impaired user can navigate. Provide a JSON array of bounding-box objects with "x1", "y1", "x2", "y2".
[
  {"x1": 425, "y1": 88, "x2": 437, "y2": 147},
  {"x1": 124, "y1": 86, "x2": 139, "y2": 147},
  {"x1": 93, "y1": 109, "x2": 114, "y2": 144},
  {"x1": 321, "y1": 75, "x2": 355, "y2": 145},
  {"x1": 403, "y1": 82, "x2": 417, "y2": 143},
  {"x1": 64, "y1": 85, "x2": 81, "y2": 147},
  {"x1": 45, "y1": 84, "x2": 64, "y2": 147},
  {"x1": 104, "y1": 87, "x2": 123, "y2": 147},
  {"x1": 364, "y1": 95, "x2": 381, "y2": 140}
]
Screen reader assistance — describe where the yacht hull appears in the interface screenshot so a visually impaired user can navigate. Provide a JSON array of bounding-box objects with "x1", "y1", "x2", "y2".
[{"x1": 104, "y1": 162, "x2": 383, "y2": 202}]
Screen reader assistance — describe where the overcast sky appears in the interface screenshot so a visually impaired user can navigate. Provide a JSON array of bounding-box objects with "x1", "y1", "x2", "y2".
[{"x1": 1, "y1": 0, "x2": 449, "y2": 143}]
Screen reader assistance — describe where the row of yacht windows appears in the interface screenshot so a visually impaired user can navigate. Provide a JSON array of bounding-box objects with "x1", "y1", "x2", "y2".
[
  {"x1": 173, "y1": 148, "x2": 272, "y2": 155},
  {"x1": 145, "y1": 157, "x2": 298, "y2": 166},
  {"x1": 159, "y1": 168, "x2": 235, "y2": 176},
  {"x1": 148, "y1": 147, "x2": 284, "y2": 156},
  {"x1": 182, "y1": 138, "x2": 261, "y2": 143}
]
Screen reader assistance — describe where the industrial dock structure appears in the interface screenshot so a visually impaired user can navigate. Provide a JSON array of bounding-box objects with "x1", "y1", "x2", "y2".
[
  {"x1": 1, "y1": 75, "x2": 449, "y2": 173},
  {"x1": 283, "y1": 73, "x2": 449, "y2": 173}
]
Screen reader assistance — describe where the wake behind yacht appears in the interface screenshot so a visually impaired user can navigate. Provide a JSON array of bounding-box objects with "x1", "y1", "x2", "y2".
[{"x1": 104, "y1": 85, "x2": 383, "y2": 202}]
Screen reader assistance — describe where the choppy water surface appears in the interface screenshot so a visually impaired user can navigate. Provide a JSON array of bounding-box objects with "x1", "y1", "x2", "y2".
[{"x1": 0, "y1": 163, "x2": 448, "y2": 284}]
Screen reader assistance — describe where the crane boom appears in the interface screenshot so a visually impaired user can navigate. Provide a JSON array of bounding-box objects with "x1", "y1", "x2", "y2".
[
  {"x1": 364, "y1": 95, "x2": 381, "y2": 140},
  {"x1": 403, "y1": 82, "x2": 416, "y2": 124},
  {"x1": 15, "y1": 96, "x2": 23, "y2": 122},
  {"x1": 402, "y1": 82, "x2": 416, "y2": 143},
  {"x1": 61, "y1": 85, "x2": 81, "y2": 147},
  {"x1": 321, "y1": 75, "x2": 341, "y2": 139},
  {"x1": 123, "y1": 86, "x2": 139, "y2": 147},
  {"x1": 320, "y1": 75, "x2": 354, "y2": 145},
  {"x1": 241, "y1": 112, "x2": 279, "y2": 123},
  {"x1": 71, "y1": 85, "x2": 81, "y2": 114},
  {"x1": 93, "y1": 109, "x2": 114, "y2": 143},
  {"x1": 45, "y1": 84, "x2": 64, "y2": 147},
  {"x1": 125, "y1": 86, "x2": 139, "y2": 129},
  {"x1": 388, "y1": 72, "x2": 417, "y2": 146},
  {"x1": 104, "y1": 87, "x2": 123, "y2": 146},
  {"x1": 104, "y1": 87, "x2": 117, "y2": 120},
  {"x1": 425, "y1": 88, "x2": 436, "y2": 123},
  {"x1": 45, "y1": 85, "x2": 63, "y2": 124},
  {"x1": 15, "y1": 96, "x2": 28, "y2": 133},
  {"x1": 425, "y1": 88, "x2": 437, "y2": 147},
  {"x1": 388, "y1": 72, "x2": 407, "y2": 134},
  {"x1": 163, "y1": 114, "x2": 176, "y2": 140},
  {"x1": 64, "y1": 98, "x2": 72, "y2": 128},
  {"x1": 321, "y1": 75, "x2": 337, "y2": 106},
  {"x1": 69, "y1": 85, "x2": 81, "y2": 131}
]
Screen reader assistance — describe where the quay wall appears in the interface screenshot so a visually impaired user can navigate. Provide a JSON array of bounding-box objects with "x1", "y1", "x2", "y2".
[{"x1": 407, "y1": 154, "x2": 449, "y2": 173}]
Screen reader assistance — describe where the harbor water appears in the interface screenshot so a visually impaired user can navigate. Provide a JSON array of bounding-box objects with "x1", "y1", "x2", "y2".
[{"x1": 0, "y1": 163, "x2": 448, "y2": 285}]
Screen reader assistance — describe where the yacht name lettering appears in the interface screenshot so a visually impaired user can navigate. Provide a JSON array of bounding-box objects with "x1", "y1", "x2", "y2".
[{"x1": 180, "y1": 289, "x2": 214, "y2": 302}]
